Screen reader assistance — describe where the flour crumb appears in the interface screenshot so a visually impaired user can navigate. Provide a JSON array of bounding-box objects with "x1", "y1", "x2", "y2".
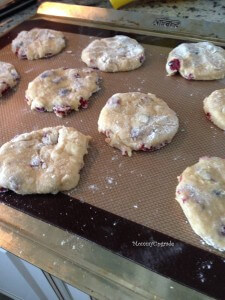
[
  {"x1": 112, "y1": 155, "x2": 118, "y2": 161},
  {"x1": 197, "y1": 272, "x2": 206, "y2": 283},
  {"x1": 25, "y1": 68, "x2": 33, "y2": 74},
  {"x1": 88, "y1": 184, "x2": 99, "y2": 192},
  {"x1": 173, "y1": 155, "x2": 181, "y2": 161},
  {"x1": 106, "y1": 176, "x2": 114, "y2": 184}
]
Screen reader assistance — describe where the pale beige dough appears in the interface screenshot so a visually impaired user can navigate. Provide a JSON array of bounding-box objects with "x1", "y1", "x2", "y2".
[
  {"x1": 203, "y1": 89, "x2": 225, "y2": 130},
  {"x1": 12, "y1": 28, "x2": 66, "y2": 60},
  {"x1": 0, "y1": 126, "x2": 91, "y2": 195},
  {"x1": 176, "y1": 157, "x2": 225, "y2": 251},
  {"x1": 98, "y1": 92, "x2": 179, "y2": 156},
  {"x1": 166, "y1": 42, "x2": 225, "y2": 80},
  {"x1": 0, "y1": 61, "x2": 20, "y2": 97},
  {"x1": 25, "y1": 68, "x2": 100, "y2": 117},
  {"x1": 81, "y1": 35, "x2": 145, "y2": 72}
]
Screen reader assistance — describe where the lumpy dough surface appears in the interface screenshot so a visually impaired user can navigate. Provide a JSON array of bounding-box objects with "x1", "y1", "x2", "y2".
[
  {"x1": 166, "y1": 42, "x2": 225, "y2": 80},
  {"x1": 12, "y1": 28, "x2": 66, "y2": 60},
  {"x1": 176, "y1": 157, "x2": 225, "y2": 251},
  {"x1": 98, "y1": 92, "x2": 179, "y2": 156},
  {"x1": 81, "y1": 35, "x2": 145, "y2": 72},
  {"x1": 204, "y1": 89, "x2": 225, "y2": 130},
  {"x1": 25, "y1": 68, "x2": 100, "y2": 117},
  {"x1": 0, "y1": 126, "x2": 91, "y2": 194},
  {"x1": 0, "y1": 61, "x2": 20, "y2": 97}
]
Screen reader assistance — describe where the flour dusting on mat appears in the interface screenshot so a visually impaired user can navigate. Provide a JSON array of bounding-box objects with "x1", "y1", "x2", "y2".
[{"x1": 88, "y1": 184, "x2": 99, "y2": 192}]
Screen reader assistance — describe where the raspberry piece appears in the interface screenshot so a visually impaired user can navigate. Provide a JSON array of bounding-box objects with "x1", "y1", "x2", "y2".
[
  {"x1": 44, "y1": 53, "x2": 53, "y2": 58},
  {"x1": 122, "y1": 149, "x2": 128, "y2": 156},
  {"x1": 139, "y1": 141, "x2": 168, "y2": 152},
  {"x1": 0, "y1": 187, "x2": 8, "y2": 193},
  {"x1": 185, "y1": 73, "x2": 194, "y2": 80},
  {"x1": 88, "y1": 59, "x2": 99, "y2": 69},
  {"x1": 15, "y1": 48, "x2": 20, "y2": 56},
  {"x1": 1, "y1": 83, "x2": 10, "y2": 96},
  {"x1": 35, "y1": 107, "x2": 47, "y2": 112},
  {"x1": 140, "y1": 144, "x2": 150, "y2": 151},
  {"x1": 182, "y1": 197, "x2": 188, "y2": 203},
  {"x1": 53, "y1": 105, "x2": 72, "y2": 117},
  {"x1": 168, "y1": 59, "x2": 180, "y2": 71},
  {"x1": 79, "y1": 98, "x2": 88, "y2": 109},
  {"x1": 206, "y1": 112, "x2": 211, "y2": 120},
  {"x1": 139, "y1": 55, "x2": 145, "y2": 64},
  {"x1": 220, "y1": 224, "x2": 225, "y2": 236}
]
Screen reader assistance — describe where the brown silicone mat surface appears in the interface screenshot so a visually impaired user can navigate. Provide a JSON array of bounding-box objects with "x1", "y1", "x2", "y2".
[{"x1": 0, "y1": 19, "x2": 225, "y2": 259}]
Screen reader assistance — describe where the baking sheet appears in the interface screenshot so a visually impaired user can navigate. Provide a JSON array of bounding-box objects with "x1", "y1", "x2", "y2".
[{"x1": 0, "y1": 19, "x2": 225, "y2": 260}]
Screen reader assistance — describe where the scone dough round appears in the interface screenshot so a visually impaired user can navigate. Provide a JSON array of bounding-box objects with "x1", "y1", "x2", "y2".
[
  {"x1": 25, "y1": 68, "x2": 100, "y2": 117},
  {"x1": 12, "y1": 28, "x2": 66, "y2": 60},
  {"x1": 98, "y1": 92, "x2": 179, "y2": 156},
  {"x1": 0, "y1": 61, "x2": 19, "y2": 98},
  {"x1": 176, "y1": 157, "x2": 225, "y2": 251},
  {"x1": 0, "y1": 126, "x2": 91, "y2": 194},
  {"x1": 81, "y1": 35, "x2": 145, "y2": 72},
  {"x1": 166, "y1": 42, "x2": 225, "y2": 80},
  {"x1": 203, "y1": 89, "x2": 225, "y2": 130}
]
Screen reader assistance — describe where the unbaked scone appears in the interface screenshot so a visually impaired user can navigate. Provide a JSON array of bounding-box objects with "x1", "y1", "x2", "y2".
[
  {"x1": 25, "y1": 68, "x2": 100, "y2": 117},
  {"x1": 166, "y1": 42, "x2": 225, "y2": 80},
  {"x1": 81, "y1": 35, "x2": 145, "y2": 72},
  {"x1": 98, "y1": 92, "x2": 179, "y2": 156},
  {"x1": 0, "y1": 61, "x2": 20, "y2": 98},
  {"x1": 12, "y1": 28, "x2": 66, "y2": 60},
  {"x1": 0, "y1": 126, "x2": 91, "y2": 195},
  {"x1": 203, "y1": 89, "x2": 225, "y2": 130},
  {"x1": 176, "y1": 157, "x2": 225, "y2": 251}
]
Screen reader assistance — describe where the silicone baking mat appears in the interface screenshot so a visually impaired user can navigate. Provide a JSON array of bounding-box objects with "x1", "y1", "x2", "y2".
[{"x1": 0, "y1": 19, "x2": 225, "y2": 261}]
